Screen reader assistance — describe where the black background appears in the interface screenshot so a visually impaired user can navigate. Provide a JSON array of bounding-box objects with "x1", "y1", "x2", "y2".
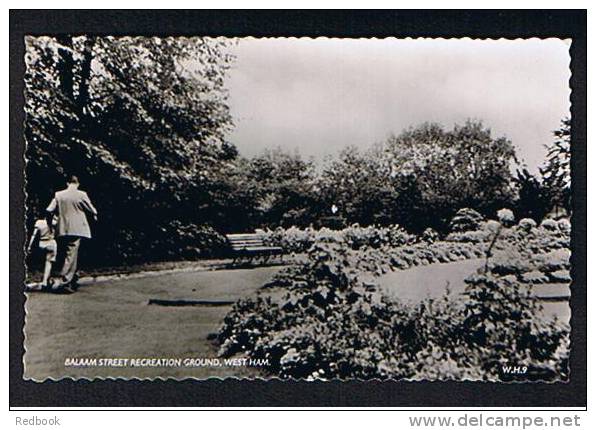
[{"x1": 9, "y1": 9, "x2": 587, "y2": 408}]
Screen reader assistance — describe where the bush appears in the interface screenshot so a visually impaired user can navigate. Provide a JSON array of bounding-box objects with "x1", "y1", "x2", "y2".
[
  {"x1": 558, "y1": 218, "x2": 571, "y2": 234},
  {"x1": 263, "y1": 226, "x2": 316, "y2": 253},
  {"x1": 445, "y1": 230, "x2": 490, "y2": 244},
  {"x1": 482, "y1": 220, "x2": 502, "y2": 234},
  {"x1": 87, "y1": 221, "x2": 227, "y2": 264},
  {"x1": 263, "y1": 224, "x2": 416, "y2": 253},
  {"x1": 422, "y1": 228, "x2": 439, "y2": 243},
  {"x1": 449, "y1": 208, "x2": 484, "y2": 233},
  {"x1": 218, "y1": 269, "x2": 568, "y2": 381},
  {"x1": 535, "y1": 249, "x2": 571, "y2": 273},
  {"x1": 217, "y1": 232, "x2": 569, "y2": 381},
  {"x1": 497, "y1": 208, "x2": 515, "y2": 227},
  {"x1": 518, "y1": 218, "x2": 537, "y2": 233},
  {"x1": 487, "y1": 248, "x2": 533, "y2": 275},
  {"x1": 152, "y1": 222, "x2": 227, "y2": 260},
  {"x1": 541, "y1": 218, "x2": 558, "y2": 231}
]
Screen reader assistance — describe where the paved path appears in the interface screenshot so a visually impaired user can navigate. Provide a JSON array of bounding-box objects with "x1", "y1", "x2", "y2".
[
  {"x1": 24, "y1": 259, "x2": 570, "y2": 381},
  {"x1": 378, "y1": 258, "x2": 484, "y2": 302},
  {"x1": 378, "y1": 259, "x2": 570, "y2": 322},
  {"x1": 24, "y1": 266, "x2": 283, "y2": 381}
]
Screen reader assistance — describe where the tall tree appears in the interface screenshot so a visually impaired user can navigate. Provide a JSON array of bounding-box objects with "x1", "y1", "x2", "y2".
[
  {"x1": 374, "y1": 121, "x2": 517, "y2": 231},
  {"x1": 513, "y1": 168, "x2": 552, "y2": 222},
  {"x1": 540, "y1": 118, "x2": 571, "y2": 213},
  {"x1": 240, "y1": 148, "x2": 318, "y2": 228},
  {"x1": 25, "y1": 36, "x2": 236, "y2": 263}
]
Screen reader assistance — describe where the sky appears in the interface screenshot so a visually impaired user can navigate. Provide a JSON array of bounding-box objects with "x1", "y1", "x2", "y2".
[{"x1": 225, "y1": 38, "x2": 570, "y2": 172}]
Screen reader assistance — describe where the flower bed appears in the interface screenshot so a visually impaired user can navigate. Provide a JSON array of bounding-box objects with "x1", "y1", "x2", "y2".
[
  {"x1": 217, "y1": 215, "x2": 571, "y2": 381},
  {"x1": 262, "y1": 224, "x2": 416, "y2": 253},
  {"x1": 448, "y1": 216, "x2": 572, "y2": 287}
]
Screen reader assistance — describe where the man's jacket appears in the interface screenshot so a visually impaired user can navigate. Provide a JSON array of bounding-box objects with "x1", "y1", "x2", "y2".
[{"x1": 46, "y1": 185, "x2": 97, "y2": 239}]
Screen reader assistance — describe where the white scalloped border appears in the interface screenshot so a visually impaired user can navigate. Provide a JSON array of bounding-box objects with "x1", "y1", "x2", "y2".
[{"x1": 21, "y1": 35, "x2": 573, "y2": 385}]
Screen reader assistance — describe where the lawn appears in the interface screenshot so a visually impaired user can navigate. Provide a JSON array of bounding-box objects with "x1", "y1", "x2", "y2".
[
  {"x1": 24, "y1": 266, "x2": 282, "y2": 380},
  {"x1": 24, "y1": 258, "x2": 570, "y2": 380}
]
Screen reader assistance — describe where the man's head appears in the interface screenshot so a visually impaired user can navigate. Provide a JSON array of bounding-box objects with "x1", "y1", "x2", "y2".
[{"x1": 67, "y1": 175, "x2": 79, "y2": 188}]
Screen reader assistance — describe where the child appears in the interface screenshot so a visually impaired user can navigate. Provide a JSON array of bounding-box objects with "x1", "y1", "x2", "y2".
[{"x1": 27, "y1": 214, "x2": 57, "y2": 290}]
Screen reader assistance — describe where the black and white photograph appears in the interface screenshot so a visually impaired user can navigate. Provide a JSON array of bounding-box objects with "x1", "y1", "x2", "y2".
[{"x1": 20, "y1": 32, "x2": 575, "y2": 384}]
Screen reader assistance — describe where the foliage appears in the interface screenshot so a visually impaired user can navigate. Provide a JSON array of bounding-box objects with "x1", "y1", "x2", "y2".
[
  {"x1": 513, "y1": 169, "x2": 552, "y2": 222},
  {"x1": 262, "y1": 224, "x2": 416, "y2": 254},
  {"x1": 422, "y1": 227, "x2": 439, "y2": 243},
  {"x1": 446, "y1": 230, "x2": 491, "y2": 244},
  {"x1": 540, "y1": 118, "x2": 571, "y2": 212},
  {"x1": 378, "y1": 121, "x2": 518, "y2": 231},
  {"x1": 25, "y1": 36, "x2": 236, "y2": 264},
  {"x1": 24, "y1": 34, "x2": 571, "y2": 269},
  {"x1": 449, "y1": 208, "x2": 485, "y2": 232},
  {"x1": 447, "y1": 214, "x2": 570, "y2": 257},
  {"x1": 314, "y1": 121, "x2": 519, "y2": 234},
  {"x1": 236, "y1": 148, "x2": 319, "y2": 229},
  {"x1": 218, "y1": 227, "x2": 569, "y2": 380},
  {"x1": 518, "y1": 218, "x2": 537, "y2": 232},
  {"x1": 496, "y1": 208, "x2": 515, "y2": 226}
]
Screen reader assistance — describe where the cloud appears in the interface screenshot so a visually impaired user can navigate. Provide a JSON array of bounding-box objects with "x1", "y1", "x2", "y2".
[{"x1": 225, "y1": 38, "x2": 570, "y2": 172}]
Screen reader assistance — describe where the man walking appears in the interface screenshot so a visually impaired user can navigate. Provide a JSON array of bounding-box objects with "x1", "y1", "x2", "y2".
[{"x1": 47, "y1": 175, "x2": 98, "y2": 292}]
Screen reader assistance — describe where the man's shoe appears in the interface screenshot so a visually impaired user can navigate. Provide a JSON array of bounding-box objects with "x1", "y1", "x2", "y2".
[
  {"x1": 42, "y1": 278, "x2": 56, "y2": 292},
  {"x1": 61, "y1": 285, "x2": 76, "y2": 294},
  {"x1": 24, "y1": 283, "x2": 43, "y2": 292}
]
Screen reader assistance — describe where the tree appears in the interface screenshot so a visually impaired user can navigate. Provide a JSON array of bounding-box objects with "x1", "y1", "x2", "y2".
[
  {"x1": 317, "y1": 146, "x2": 415, "y2": 228},
  {"x1": 513, "y1": 168, "x2": 551, "y2": 222},
  {"x1": 25, "y1": 36, "x2": 236, "y2": 263},
  {"x1": 240, "y1": 148, "x2": 319, "y2": 228},
  {"x1": 374, "y1": 121, "x2": 518, "y2": 232},
  {"x1": 540, "y1": 118, "x2": 571, "y2": 213}
]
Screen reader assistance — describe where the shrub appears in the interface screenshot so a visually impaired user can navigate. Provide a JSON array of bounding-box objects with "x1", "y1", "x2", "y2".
[
  {"x1": 534, "y1": 248, "x2": 571, "y2": 273},
  {"x1": 449, "y1": 208, "x2": 484, "y2": 233},
  {"x1": 482, "y1": 220, "x2": 502, "y2": 234},
  {"x1": 263, "y1": 226, "x2": 316, "y2": 253},
  {"x1": 102, "y1": 221, "x2": 228, "y2": 263},
  {"x1": 526, "y1": 226, "x2": 570, "y2": 255},
  {"x1": 541, "y1": 218, "x2": 558, "y2": 231},
  {"x1": 218, "y1": 231, "x2": 569, "y2": 381},
  {"x1": 218, "y1": 270, "x2": 569, "y2": 381},
  {"x1": 445, "y1": 230, "x2": 489, "y2": 244},
  {"x1": 263, "y1": 224, "x2": 416, "y2": 253},
  {"x1": 520, "y1": 270, "x2": 550, "y2": 284},
  {"x1": 518, "y1": 218, "x2": 537, "y2": 233},
  {"x1": 462, "y1": 273, "x2": 569, "y2": 380},
  {"x1": 487, "y1": 248, "x2": 533, "y2": 275},
  {"x1": 422, "y1": 228, "x2": 439, "y2": 243},
  {"x1": 497, "y1": 208, "x2": 515, "y2": 227},
  {"x1": 549, "y1": 270, "x2": 571, "y2": 283},
  {"x1": 558, "y1": 218, "x2": 571, "y2": 234}
]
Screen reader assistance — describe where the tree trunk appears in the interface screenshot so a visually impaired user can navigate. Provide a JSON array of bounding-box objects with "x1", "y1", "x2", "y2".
[
  {"x1": 76, "y1": 36, "x2": 96, "y2": 117},
  {"x1": 56, "y1": 35, "x2": 75, "y2": 102}
]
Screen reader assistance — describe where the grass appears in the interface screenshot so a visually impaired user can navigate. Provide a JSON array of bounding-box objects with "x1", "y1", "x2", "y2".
[
  {"x1": 24, "y1": 266, "x2": 282, "y2": 380},
  {"x1": 25, "y1": 258, "x2": 236, "y2": 284},
  {"x1": 24, "y1": 258, "x2": 570, "y2": 380}
]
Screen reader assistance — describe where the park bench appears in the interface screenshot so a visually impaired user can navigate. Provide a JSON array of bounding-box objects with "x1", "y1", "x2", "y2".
[{"x1": 225, "y1": 233, "x2": 284, "y2": 265}]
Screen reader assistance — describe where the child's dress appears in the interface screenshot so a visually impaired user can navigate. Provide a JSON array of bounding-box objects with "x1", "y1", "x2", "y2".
[{"x1": 34, "y1": 219, "x2": 57, "y2": 263}]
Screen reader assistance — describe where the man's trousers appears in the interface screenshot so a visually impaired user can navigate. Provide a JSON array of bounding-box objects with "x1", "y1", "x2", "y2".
[{"x1": 59, "y1": 236, "x2": 81, "y2": 285}]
